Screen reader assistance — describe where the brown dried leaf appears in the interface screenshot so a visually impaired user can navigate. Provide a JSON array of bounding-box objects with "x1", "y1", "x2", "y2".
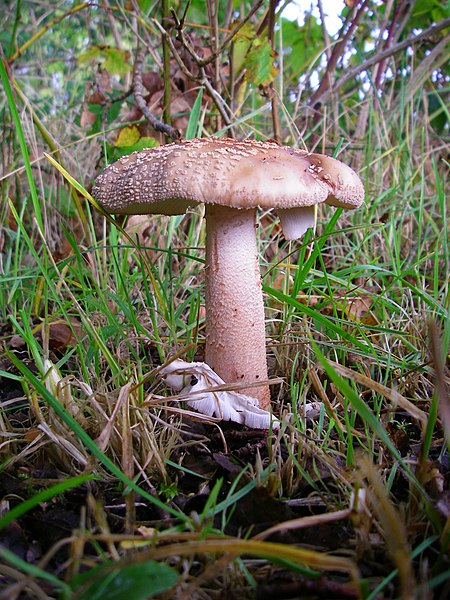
[
  {"x1": 9, "y1": 334, "x2": 26, "y2": 349},
  {"x1": 344, "y1": 295, "x2": 378, "y2": 325},
  {"x1": 39, "y1": 319, "x2": 83, "y2": 351}
]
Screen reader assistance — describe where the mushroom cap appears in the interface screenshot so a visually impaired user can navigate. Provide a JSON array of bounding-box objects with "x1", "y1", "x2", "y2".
[{"x1": 92, "y1": 138, "x2": 364, "y2": 215}]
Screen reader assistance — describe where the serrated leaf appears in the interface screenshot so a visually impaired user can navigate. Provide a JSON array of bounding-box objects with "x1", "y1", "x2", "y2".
[
  {"x1": 232, "y1": 21, "x2": 256, "y2": 76},
  {"x1": 77, "y1": 46, "x2": 131, "y2": 76},
  {"x1": 77, "y1": 46, "x2": 103, "y2": 65},
  {"x1": 103, "y1": 47, "x2": 131, "y2": 76},
  {"x1": 245, "y1": 40, "x2": 277, "y2": 87}
]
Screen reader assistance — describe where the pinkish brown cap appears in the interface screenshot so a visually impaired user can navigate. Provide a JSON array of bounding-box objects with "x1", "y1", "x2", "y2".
[{"x1": 92, "y1": 138, "x2": 364, "y2": 224}]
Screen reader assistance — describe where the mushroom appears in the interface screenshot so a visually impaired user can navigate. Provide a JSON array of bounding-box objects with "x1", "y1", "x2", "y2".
[
  {"x1": 92, "y1": 138, "x2": 364, "y2": 411},
  {"x1": 158, "y1": 359, "x2": 281, "y2": 429}
]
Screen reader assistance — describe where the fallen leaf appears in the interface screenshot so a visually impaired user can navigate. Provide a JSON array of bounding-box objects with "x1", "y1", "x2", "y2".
[{"x1": 38, "y1": 319, "x2": 83, "y2": 351}]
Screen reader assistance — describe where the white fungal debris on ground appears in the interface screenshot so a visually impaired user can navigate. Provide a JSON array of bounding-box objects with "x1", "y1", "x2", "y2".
[{"x1": 159, "y1": 359, "x2": 280, "y2": 430}]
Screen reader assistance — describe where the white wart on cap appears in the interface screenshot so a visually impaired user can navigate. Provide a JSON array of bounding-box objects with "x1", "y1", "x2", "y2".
[
  {"x1": 93, "y1": 138, "x2": 364, "y2": 411},
  {"x1": 93, "y1": 138, "x2": 364, "y2": 222}
]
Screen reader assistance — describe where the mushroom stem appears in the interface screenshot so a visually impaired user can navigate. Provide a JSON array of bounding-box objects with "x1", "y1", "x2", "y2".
[{"x1": 205, "y1": 204, "x2": 271, "y2": 409}]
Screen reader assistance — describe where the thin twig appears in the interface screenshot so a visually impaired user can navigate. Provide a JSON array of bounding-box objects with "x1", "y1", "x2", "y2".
[
  {"x1": 267, "y1": 0, "x2": 281, "y2": 141},
  {"x1": 152, "y1": 18, "x2": 196, "y2": 81},
  {"x1": 171, "y1": 0, "x2": 264, "y2": 69},
  {"x1": 208, "y1": 0, "x2": 222, "y2": 129},
  {"x1": 152, "y1": 19, "x2": 233, "y2": 127},
  {"x1": 317, "y1": 0, "x2": 331, "y2": 60},
  {"x1": 313, "y1": 17, "x2": 450, "y2": 107},
  {"x1": 133, "y1": 46, "x2": 180, "y2": 140},
  {"x1": 373, "y1": 0, "x2": 407, "y2": 91},
  {"x1": 161, "y1": 0, "x2": 171, "y2": 135},
  {"x1": 311, "y1": 0, "x2": 371, "y2": 107},
  {"x1": 200, "y1": 69, "x2": 232, "y2": 126}
]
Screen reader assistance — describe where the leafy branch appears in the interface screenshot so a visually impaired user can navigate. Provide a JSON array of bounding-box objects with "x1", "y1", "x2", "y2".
[{"x1": 312, "y1": 17, "x2": 450, "y2": 107}]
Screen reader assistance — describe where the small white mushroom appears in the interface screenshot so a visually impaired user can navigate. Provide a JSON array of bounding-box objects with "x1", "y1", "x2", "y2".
[
  {"x1": 158, "y1": 359, "x2": 280, "y2": 429},
  {"x1": 93, "y1": 138, "x2": 365, "y2": 412}
]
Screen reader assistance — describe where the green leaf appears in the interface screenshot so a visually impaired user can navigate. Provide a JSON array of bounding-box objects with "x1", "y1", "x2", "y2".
[
  {"x1": 77, "y1": 46, "x2": 104, "y2": 64},
  {"x1": 426, "y1": 91, "x2": 449, "y2": 134},
  {"x1": 411, "y1": 0, "x2": 447, "y2": 28},
  {"x1": 280, "y1": 16, "x2": 323, "y2": 79},
  {"x1": 87, "y1": 100, "x2": 122, "y2": 136},
  {"x1": 77, "y1": 561, "x2": 179, "y2": 600},
  {"x1": 103, "y1": 47, "x2": 131, "y2": 76},
  {"x1": 232, "y1": 22, "x2": 255, "y2": 76},
  {"x1": 77, "y1": 46, "x2": 131, "y2": 76},
  {"x1": 138, "y1": 0, "x2": 154, "y2": 15},
  {"x1": 245, "y1": 40, "x2": 277, "y2": 87},
  {"x1": 123, "y1": 136, "x2": 159, "y2": 152},
  {"x1": 107, "y1": 136, "x2": 159, "y2": 161},
  {"x1": 114, "y1": 125, "x2": 159, "y2": 156},
  {"x1": 115, "y1": 125, "x2": 141, "y2": 147}
]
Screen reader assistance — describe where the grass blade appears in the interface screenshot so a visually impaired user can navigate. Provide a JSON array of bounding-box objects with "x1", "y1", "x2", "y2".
[
  {"x1": 0, "y1": 474, "x2": 98, "y2": 529},
  {"x1": 8, "y1": 353, "x2": 189, "y2": 523}
]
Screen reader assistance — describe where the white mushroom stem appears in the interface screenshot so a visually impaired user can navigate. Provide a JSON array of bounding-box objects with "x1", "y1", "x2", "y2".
[
  {"x1": 204, "y1": 204, "x2": 271, "y2": 410},
  {"x1": 277, "y1": 206, "x2": 316, "y2": 240}
]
